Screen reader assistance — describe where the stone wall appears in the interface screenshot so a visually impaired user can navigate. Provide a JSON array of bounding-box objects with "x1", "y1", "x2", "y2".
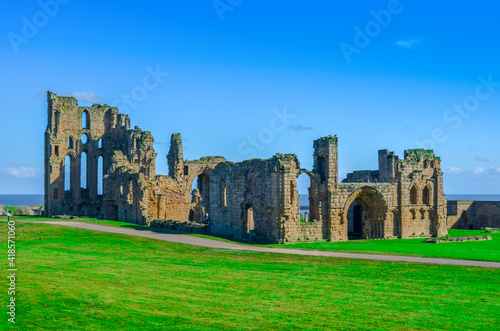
[
  {"x1": 447, "y1": 200, "x2": 500, "y2": 229},
  {"x1": 324, "y1": 145, "x2": 446, "y2": 241},
  {"x1": 208, "y1": 155, "x2": 300, "y2": 243}
]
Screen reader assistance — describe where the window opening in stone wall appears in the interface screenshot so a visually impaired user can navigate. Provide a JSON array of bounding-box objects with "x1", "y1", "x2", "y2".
[
  {"x1": 97, "y1": 156, "x2": 103, "y2": 195},
  {"x1": 81, "y1": 133, "x2": 88, "y2": 144},
  {"x1": 64, "y1": 155, "x2": 71, "y2": 194},
  {"x1": 68, "y1": 137, "x2": 74, "y2": 149},
  {"x1": 297, "y1": 173, "x2": 311, "y2": 222},
  {"x1": 410, "y1": 185, "x2": 418, "y2": 204},
  {"x1": 55, "y1": 146, "x2": 59, "y2": 157},
  {"x1": 81, "y1": 152, "x2": 88, "y2": 189},
  {"x1": 422, "y1": 186, "x2": 430, "y2": 205},
  {"x1": 221, "y1": 179, "x2": 227, "y2": 207},
  {"x1": 82, "y1": 110, "x2": 89, "y2": 129},
  {"x1": 98, "y1": 137, "x2": 102, "y2": 149},
  {"x1": 244, "y1": 205, "x2": 255, "y2": 235}
]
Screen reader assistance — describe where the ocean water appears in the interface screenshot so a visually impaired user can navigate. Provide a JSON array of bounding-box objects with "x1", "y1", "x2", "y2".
[
  {"x1": 444, "y1": 194, "x2": 500, "y2": 201},
  {"x1": 299, "y1": 194, "x2": 500, "y2": 206},
  {"x1": 0, "y1": 194, "x2": 44, "y2": 206}
]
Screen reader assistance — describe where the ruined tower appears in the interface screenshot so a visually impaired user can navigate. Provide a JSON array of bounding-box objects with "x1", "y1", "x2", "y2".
[{"x1": 44, "y1": 92, "x2": 155, "y2": 219}]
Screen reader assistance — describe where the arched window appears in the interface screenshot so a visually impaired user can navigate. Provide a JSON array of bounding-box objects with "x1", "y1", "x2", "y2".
[
  {"x1": 64, "y1": 155, "x2": 71, "y2": 193},
  {"x1": 410, "y1": 185, "x2": 418, "y2": 204},
  {"x1": 244, "y1": 205, "x2": 254, "y2": 234},
  {"x1": 81, "y1": 152, "x2": 87, "y2": 189},
  {"x1": 98, "y1": 137, "x2": 103, "y2": 149},
  {"x1": 297, "y1": 173, "x2": 310, "y2": 221},
  {"x1": 97, "y1": 156, "x2": 103, "y2": 195},
  {"x1": 82, "y1": 110, "x2": 90, "y2": 129},
  {"x1": 220, "y1": 179, "x2": 227, "y2": 207},
  {"x1": 81, "y1": 133, "x2": 89, "y2": 145},
  {"x1": 422, "y1": 186, "x2": 430, "y2": 205}
]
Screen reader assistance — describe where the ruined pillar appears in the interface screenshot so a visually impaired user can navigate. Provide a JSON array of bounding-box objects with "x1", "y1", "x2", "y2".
[
  {"x1": 313, "y1": 136, "x2": 339, "y2": 241},
  {"x1": 167, "y1": 133, "x2": 184, "y2": 180}
]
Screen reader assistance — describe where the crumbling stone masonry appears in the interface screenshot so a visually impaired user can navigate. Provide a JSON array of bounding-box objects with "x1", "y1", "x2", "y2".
[
  {"x1": 447, "y1": 200, "x2": 500, "y2": 230},
  {"x1": 44, "y1": 92, "x2": 448, "y2": 243}
]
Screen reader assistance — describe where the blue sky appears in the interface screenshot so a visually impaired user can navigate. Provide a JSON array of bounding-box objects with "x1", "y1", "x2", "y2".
[{"x1": 1, "y1": 0, "x2": 499, "y2": 194}]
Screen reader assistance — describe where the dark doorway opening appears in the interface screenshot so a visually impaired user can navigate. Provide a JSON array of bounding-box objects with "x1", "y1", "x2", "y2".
[
  {"x1": 345, "y1": 187, "x2": 387, "y2": 240},
  {"x1": 348, "y1": 201, "x2": 363, "y2": 239}
]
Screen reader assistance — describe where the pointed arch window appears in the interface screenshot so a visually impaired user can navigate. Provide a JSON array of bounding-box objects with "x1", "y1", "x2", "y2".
[
  {"x1": 82, "y1": 110, "x2": 90, "y2": 129},
  {"x1": 422, "y1": 186, "x2": 430, "y2": 205},
  {"x1": 410, "y1": 185, "x2": 418, "y2": 204}
]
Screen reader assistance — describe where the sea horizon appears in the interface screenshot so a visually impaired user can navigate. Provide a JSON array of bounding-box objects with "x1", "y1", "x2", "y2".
[{"x1": 1, "y1": 193, "x2": 499, "y2": 207}]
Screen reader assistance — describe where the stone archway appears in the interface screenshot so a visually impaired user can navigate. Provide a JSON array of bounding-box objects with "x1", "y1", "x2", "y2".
[
  {"x1": 298, "y1": 169, "x2": 318, "y2": 221},
  {"x1": 189, "y1": 171, "x2": 211, "y2": 209},
  {"x1": 344, "y1": 187, "x2": 387, "y2": 240}
]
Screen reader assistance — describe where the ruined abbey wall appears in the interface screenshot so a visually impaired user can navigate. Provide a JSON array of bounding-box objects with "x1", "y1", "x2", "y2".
[
  {"x1": 44, "y1": 92, "x2": 224, "y2": 225},
  {"x1": 447, "y1": 201, "x2": 500, "y2": 229},
  {"x1": 45, "y1": 92, "x2": 448, "y2": 243}
]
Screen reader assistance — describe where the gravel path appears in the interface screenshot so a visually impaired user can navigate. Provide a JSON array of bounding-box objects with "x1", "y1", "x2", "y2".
[{"x1": 37, "y1": 221, "x2": 500, "y2": 268}]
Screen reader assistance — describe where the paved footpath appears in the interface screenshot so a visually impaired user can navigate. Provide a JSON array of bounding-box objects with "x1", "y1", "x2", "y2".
[{"x1": 36, "y1": 221, "x2": 500, "y2": 268}]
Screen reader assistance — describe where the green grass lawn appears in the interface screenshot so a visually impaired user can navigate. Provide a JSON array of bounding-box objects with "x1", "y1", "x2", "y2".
[
  {"x1": 3, "y1": 216, "x2": 500, "y2": 262},
  {"x1": 264, "y1": 230, "x2": 500, "y2": 262},
  {"x1": 1, "y1": 222, "x2": 499, "y2": 330}
]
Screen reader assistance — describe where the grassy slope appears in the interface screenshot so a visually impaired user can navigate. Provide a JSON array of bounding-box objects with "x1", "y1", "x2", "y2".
[
  {"x1": 2, "y1": 222, "x2": 499, "y2": 330},
  {"x1": 3, "y1": 216, "x2": 500, "y2": 262}
]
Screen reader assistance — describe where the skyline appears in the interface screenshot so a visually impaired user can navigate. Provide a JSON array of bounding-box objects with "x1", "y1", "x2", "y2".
[{"x1": 1, "y1": 0, "x2": 500, "y2": 194}]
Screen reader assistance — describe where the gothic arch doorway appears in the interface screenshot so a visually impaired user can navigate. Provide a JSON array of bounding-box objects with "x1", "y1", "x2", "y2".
[{"x1": 344, "y1": 187, "x2": 387, "y2": 240}]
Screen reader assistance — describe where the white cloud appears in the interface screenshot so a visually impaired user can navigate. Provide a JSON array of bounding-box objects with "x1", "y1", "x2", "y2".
[
  {"x1": 473, "y1": 167, "x2": 485, "y2": 175},
  {"x1": 444, "y1": 166, "x2": 500, "y2": 176},
  {"x1": 444, "y1": 167, "x2": 463, "y2": 175},
  {"x1": 396, "y1": 39, "x2": 419, "y2": 48},
  {"x1": 2, "y1": 167, "x2": 41, "y2": 178},
  {"x1": 475, "y1": 155, "x2": 490, "y2": 162},
  {"x1": 71, "y1": 91, "x2": 105, "y2": 103}
]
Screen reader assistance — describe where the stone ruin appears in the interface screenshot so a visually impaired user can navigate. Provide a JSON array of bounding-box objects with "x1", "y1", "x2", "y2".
[
  {"x1": 447, "y1": 200, "x2": 500, "y2": 230},
  {"x1": 44, "y1": 92, "x2": 448, "y2": 243}
]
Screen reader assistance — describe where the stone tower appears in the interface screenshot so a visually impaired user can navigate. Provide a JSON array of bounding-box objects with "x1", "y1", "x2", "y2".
[{"x1": 44, "y1": 92, "x2": 155, "y2": 218}]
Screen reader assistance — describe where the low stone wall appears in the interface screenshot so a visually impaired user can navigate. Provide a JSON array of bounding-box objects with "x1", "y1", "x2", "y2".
[
  {"x1": 148, "y1": 219, "x2": 209, "y2": 234},
  {"x1": 424, "y1": 236, "x2": 491, "y2": 243},
  {"x1": 447, "y1": 201, "x2": 500, "y2": 229},
  {"x1": 284, "y1": 221, "x2": 324, "y2": 243}
]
